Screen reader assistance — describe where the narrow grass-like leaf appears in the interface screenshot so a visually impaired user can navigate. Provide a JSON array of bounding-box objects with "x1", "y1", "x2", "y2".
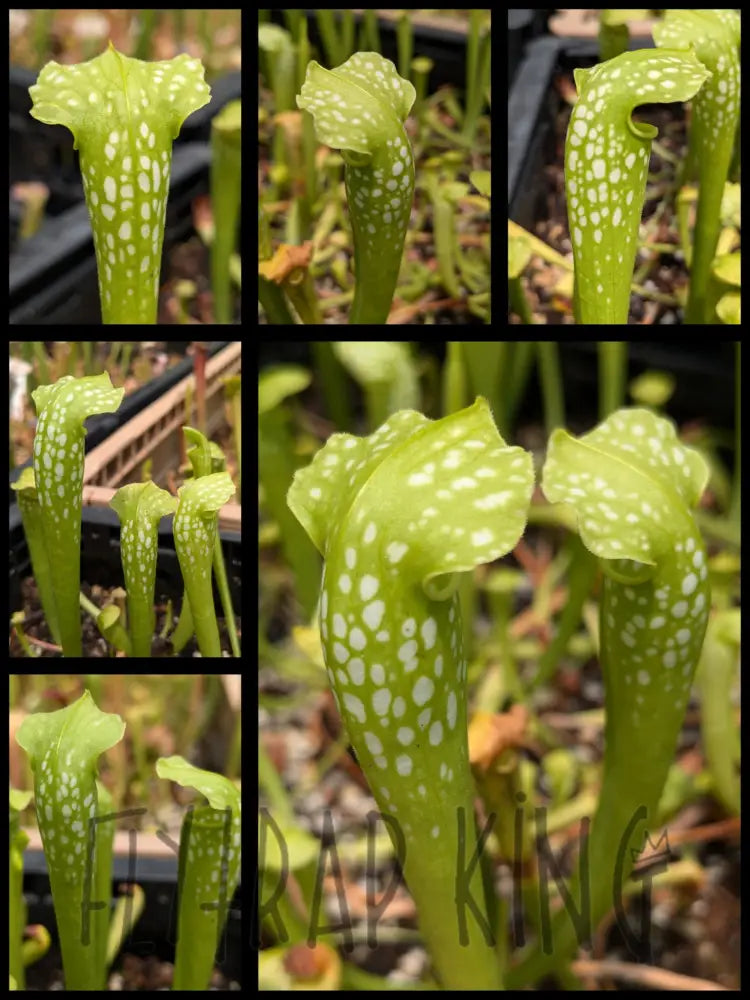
[
  {"x1": 211, "y1": 100, "x2": 242, "y2": 324},
  {"x1": 10, "y1": 467, "x2": 61, "y2": 646},
  {"x1": 92, "y1": 780, "x2": 116, "y2": 983},
  {"x1": 106, "y1": 884, "x2": 145, "y2": 971},
  {"x1": 183, "y1": 427, "x2": 241, "y2": 657}
]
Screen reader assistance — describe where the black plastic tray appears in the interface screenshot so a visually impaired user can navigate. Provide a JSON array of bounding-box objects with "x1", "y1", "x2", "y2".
[
  {"x1": 260, "y1": 341, "x2": 737, "y2": 439},
  {"x1": 9, "y1": 142, "x2": 211, "y2": 324},
  {"x1": 508, "y1": 37, "x2": 658, "y2": 228},
  {"x1": 547, "y1": 341, "x2": 737, "y2": 434},
  {"x1": 507, "y1": 9, "x2": 551, "y2": 88},
  {"x1": 8, "y1": 341, "x2": 235, "y2": 498},
  {"x1": 9, "y1": 505, "x2": 242, "y2": 640},
  {"x1": 22, "y1": 856, "x2": 241, "y2": 987}
]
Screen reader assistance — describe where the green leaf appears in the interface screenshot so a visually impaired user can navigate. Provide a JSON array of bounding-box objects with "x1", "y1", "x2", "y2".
[
  {"x1": 332, "y1": 341, "x2": 420, "y2": 426},
  {"x1": 110, "y1": 481, "x2": 177, "y2": 656},
  {"x1": 16, "y1": 691, "x2": 125, "y2": 990},
  {"x1": 173, "y1": 472, "x2": 235, "y2": 657},
  {"x1": 519, "y1": 407, "x2": 712, "y2": 984},
  {"x1": 289, "y1": 396, "x2": 533, "y2": 582},
  {"x1": 183, "y1": 425, "x2": 221, "y2": 478},
  {"x1": 566, "y1": 48, "x2": 710, "y2": 323},
  {"x1": 11, "y1": 467, "x2": 61, "y2": 646},
  {"x1": 156, "y1": 754, "x2": 241, "y2": 813},
  {"x1": 543, "y1": 407, "x2": 708, "y2": 565},
  {"x1": 258, "y1": 365, "x2": 312, "y2": 415},
  {"x1": 653, "y1": 10, "x2": 741, "y2": 323},
  {"x1": 297, "y1": 54, "x2": 415, "y2": 155},
  {"x1": 156, "y1": 756, "x2": 241, "y2": 990},
  {"x1": 287, "y1": 397, "x2": 532, "y2": 989},
  {"x1": 29, "y1": 42, "x2": 210, "y2": 323},
  {"x1": 31, "y1": 374, "x2": 124, "y2": 656},
  {"x1": 297, "y1": 53, "x2": 416, "y2": 324},
  {"x1": 10, "y1": 788, "x2": 33, "y2": 814}
]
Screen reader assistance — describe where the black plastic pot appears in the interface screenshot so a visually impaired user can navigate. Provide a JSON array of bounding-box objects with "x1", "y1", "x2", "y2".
[
  {"x1": 508, "y1": 35, "x2": 564, "y2": 229},
  {"x1": 507, "y1": 9, "x2": 551, "y2": 88},
  {"x1": 10, "y1": 191, "x2": 24, "y2": 252},
  {"x1": 260, "y1": 341, "x2": 736, "y2": 439},
  {"x1": 507, "y1": 36, "x2": 738, "y2": 326},
  {"x1": 9, "y1": 142, "x2": 211, "y2": 324},
  {"x1": 9, "y1": 504, "x2": 241, "y2": 633},
  {"x1": 532, "y1": 342, "x2": 737, "y2": 434},
  {"x1": 22, "y1": 852, "x2": 242, "y2": 989}
]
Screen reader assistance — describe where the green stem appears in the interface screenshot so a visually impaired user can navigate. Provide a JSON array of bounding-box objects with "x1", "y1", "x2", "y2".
[
  {"x1": 536, "y1": 341, "x2": 565, "y2": 435},
  {"x1": 597, "y1": 341, "x2": 627, "y2": 419},
  {"x1": 696, "y1": 611, "x2": 740, "y2": 815},
  {"x1": 212, "y1": 532, "x2": 240, "y2": 657}
]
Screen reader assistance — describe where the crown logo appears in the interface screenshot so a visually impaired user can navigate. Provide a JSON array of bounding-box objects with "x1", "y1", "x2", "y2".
[{"x1": 630, "y1": 829, "x2": 671, "y2": 871}]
